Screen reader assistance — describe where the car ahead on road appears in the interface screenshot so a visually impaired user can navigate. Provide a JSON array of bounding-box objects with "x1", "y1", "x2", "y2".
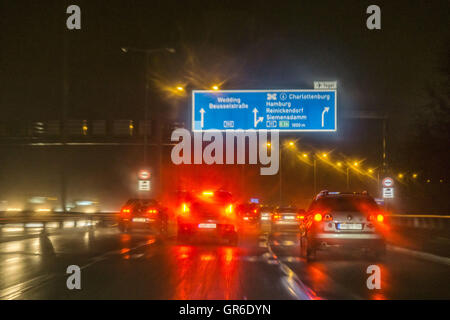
[
  {"x1": 260, "y1": 205, "x2": 275, "y2": 222},
  {"x1": 177, "y1": 190, "x2": 238, "y2": 245},
  {"x1": 271, "y1": 206, "x2": 304, "y2": 232},
  {"x1": 237, "y1": 203, "x2": 261, "y2": 226},
  {"x1": 300, "y1": 191, "x2": 386, "y2": 261},
  {"x1": 118, "y1": 199, "x2": 169, "y2": 235}
]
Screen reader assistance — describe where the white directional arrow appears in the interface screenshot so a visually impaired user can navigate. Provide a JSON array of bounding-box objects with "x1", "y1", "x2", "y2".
[
  {"x1": 321, "y1": 107, "x2": 330, "y2": 128},
  {"x1": 253, "y1": 108, "x2": 264, "y2": 127},
  {"x1": 199, "y1": 108, "x2": 206, "y2": 128}
]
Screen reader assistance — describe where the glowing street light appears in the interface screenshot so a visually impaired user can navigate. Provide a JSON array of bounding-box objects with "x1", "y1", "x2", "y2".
[
  {"x1": 412, "y1": 173, "x2": 418, "y2": 179},
  {"x1": 288, "y1": 141, "x2": 295, "y2": 147},
  {"x1": 336, "y1": 161, "x2": 342, "y2": 167},
  {"x1": 266, "y1": 142, "x2": 271, "y2": 147},
  {"x1": 353, "y1": 161, "x2": 359, "y2": 167},
  {"x1": 176, "y1": 86, "x2": 184, "y2": 92},
  {"x1": 398, "y1": 173, "x2": 404, "y2": 179},
  {"x1": 212, "y1": 85, "x2": 219, "y2": 91},
  {"x1": 302, "y1": 153, "x2": 308, "y2": 158},
  {"x1": 368, "y1": 168, "x2": 374, "y2": 174},
  {"x1": 321, "y1": 153, "x2": 328, "y2": 158}
]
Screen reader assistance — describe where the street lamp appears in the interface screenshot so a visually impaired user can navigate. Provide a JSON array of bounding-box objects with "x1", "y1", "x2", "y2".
[
  {"x1": 279, "y1": 140, "x2": 297, "y2": 204},
  {"x1": 212, "y1": 85, "x2": 220, "y2": 90}
]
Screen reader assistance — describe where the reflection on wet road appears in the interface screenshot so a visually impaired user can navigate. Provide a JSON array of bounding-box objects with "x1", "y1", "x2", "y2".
[{"x1": 0, "y1": 226, "x2": 449, "y2": 299}]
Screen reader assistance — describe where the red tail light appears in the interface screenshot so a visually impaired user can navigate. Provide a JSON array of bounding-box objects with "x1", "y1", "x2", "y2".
[
  {"x1": 272, "y1": 214, "x2": 282, "y2": 221},
  {"x1": 313, "y1": 213, "x2": 322, "y2": 222},
  {"x1": 147, "y1": 208, "x2": 158, "y2": 217},
  {"x1": 179, "y1": 203, "x2": 190, "y2": 217},
  {"x1": 225, "y1": 204, "x2": 233, "y2": 215},
  {"x1": 369, "y1": 213, "x2": 384, "y2": 223},
  {"x1": 121, "y1": 208, "x2": 131, "y2": 217},
  {"x1": 296, "y1": 215, "x2": 305, "y2": 220}
]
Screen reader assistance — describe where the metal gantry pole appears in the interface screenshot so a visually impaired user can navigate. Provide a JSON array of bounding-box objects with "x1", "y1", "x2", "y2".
[
  {"x1": 143, "y1": 52, "x2": 149, "y2": 165},
  {"x1": 279, "y1": 148, "x2": 282, "y2": 205},
  {"x1": 313, "y1": 158, "x2": 317, "y2": 195},
  {"x1": 346, "y1": 167, "x2": 350, "y2": 190},
  {"x1": 60, "y1": 22, "x2": 69, "y2": 214}
]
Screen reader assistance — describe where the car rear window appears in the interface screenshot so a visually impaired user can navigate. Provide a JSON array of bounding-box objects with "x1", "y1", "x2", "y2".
[
  {"x1": 309, "y1": 196, "x2": 379, "y2": 212},
  {"x1": 277, "y1": 207, "x2": 297, "y2": 213},
  {"x1": 191, "y1": 201, "x2": 223, "y2": 219}
]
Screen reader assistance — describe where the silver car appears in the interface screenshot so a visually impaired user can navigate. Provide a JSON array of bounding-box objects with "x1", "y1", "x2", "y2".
[
  {"x1": 300, "y1": 191, "x2": 386, "y2": 261},
  {"x1": 271, "y1": 206, "x2": 303, "y2": 232}
]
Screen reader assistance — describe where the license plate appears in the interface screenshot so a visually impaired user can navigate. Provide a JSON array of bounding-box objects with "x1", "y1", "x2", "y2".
[
  {"x1": 132, "y1": 217, "x2": 147, "y2": 223},
  {"x1": 198, "y1": 223, "x2": 216, "y2": 229},
  {"x1": 284, "y1": 216, "x2": 295, "y2": 220},
  {"x1": 337, "y1": 223, "x2": 362, "y2": 230}
]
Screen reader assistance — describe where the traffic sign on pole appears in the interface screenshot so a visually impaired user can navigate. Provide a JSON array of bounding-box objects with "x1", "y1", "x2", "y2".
[
  {"x1": 138, "y1": 170, "x2": 151, "y2": 180},
  {"x1": 138, "y1": 180, "x2": 151, "y2": 191},
  {"x1": 382, "y1": 187, "x2": 394, "y2": 199},
  {"x1": 382, "y1": 177, "x2": 394, "y2": 187},
  {"x1": 192, "y1": 90, "x2": 337, "y2": 132}
]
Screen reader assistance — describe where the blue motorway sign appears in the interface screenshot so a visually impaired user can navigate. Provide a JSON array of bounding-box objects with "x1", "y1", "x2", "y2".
[{"x1": 192, "y1": 90, "x2": 336, "y2": 132}]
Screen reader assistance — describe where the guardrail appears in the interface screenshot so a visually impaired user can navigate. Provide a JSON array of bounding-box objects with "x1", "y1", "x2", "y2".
[
  {"x1": 0, "y1": 212, "x2": 118, "y2": 233},
  {"x1": 0, "y1": 212, "x2": 449, "y2": 233},
  {"x1": 387, "y1": 214, "x2": 450, "y2": 231}
]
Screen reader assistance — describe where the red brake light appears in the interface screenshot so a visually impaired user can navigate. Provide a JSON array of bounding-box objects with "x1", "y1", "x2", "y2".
[
  {"x1": 297, "y1": 215, "x2": 305, "y2": 220},
  {"x1": 226, "y1": 204, "x2": 233, "y2": 215},
  {"x1": 369, "y1": 213, "x2": 384, "y2": 223},
  {"x1": 314, "y1": 213, "x2": 323, "y2": 222},
  {"x1": 147, "y1": 208, "x2": 158, "y2": 214},
  {"x1": 179, "y1": 203, "x2": 190, "y2": 217},
  {"x1": 272, "y1": 214, "x2": 281, "y2": 220},
  {"x1": 121, "y1": 208, "x2": 131, "y2": 217}
]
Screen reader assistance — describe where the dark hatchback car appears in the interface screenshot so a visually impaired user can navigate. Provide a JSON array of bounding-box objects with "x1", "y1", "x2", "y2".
[
  {"x1": 118, "y1": 199, "x2": 169, "y2": 235},
  {"x1": 300, "y1": 191, "x2": 387, "y2": 261},
  {"x1": 177, "y1": 190, "x2": 238, "y2": 245},
  {"x1": 237, "y1": 203, "x2": 261, "y2": 226}
]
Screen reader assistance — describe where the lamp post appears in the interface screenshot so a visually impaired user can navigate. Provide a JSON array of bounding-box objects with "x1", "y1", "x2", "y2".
[{"x1": 121, "y1": 47, "x2": 175, "y2": 195}]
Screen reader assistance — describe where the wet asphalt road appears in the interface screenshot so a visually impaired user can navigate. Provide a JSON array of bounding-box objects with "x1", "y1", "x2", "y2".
[{"x1": 0, "y1": 224, "x2": 449, "y2": 300}]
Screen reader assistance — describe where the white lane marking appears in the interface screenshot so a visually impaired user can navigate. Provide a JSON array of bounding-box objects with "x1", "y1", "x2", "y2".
[
  {"x1": 0, "y1": 274, "x2": 56, "y2": 300},
  {"x1": 281, "y1": 256, "x2": 302, "y2": 263},
  {"x1": 0, "y1": 237, "x2": 157, "y2": 299},
  {"x1": 266, "y1": 240, "x2": 317, "y2": 300},
  {"x1": 388, "y1": 245, "x2": 450, "y2": 266},
  {"x1": 282, "y1": 240, "x2": 297, "y2": 246}
]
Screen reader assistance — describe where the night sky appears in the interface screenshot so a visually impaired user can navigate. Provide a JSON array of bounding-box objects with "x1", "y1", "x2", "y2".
[
  {"x1": 0, "y1": 0, "x2": 448, "y2": 210},
  {"x1": 1, "y1": 1, "x2": 447, "y2": 118}
]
